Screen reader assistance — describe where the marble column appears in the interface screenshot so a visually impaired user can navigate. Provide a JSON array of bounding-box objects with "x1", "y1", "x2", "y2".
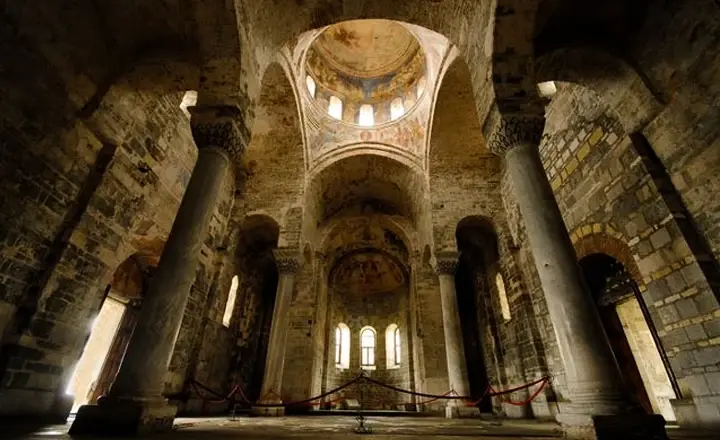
[
  {"x1": 253, "y1": 248, "x2": 301, "y2": 416},
  {"x1": 70, "y1": 105, "x2": 246, "y2": 435},
  {"x1": 488, "y1": 111, "x2": 666, "y2": 438},
  {"x1": 435, "y1": 251, "x2": 471, "y2": 418}
]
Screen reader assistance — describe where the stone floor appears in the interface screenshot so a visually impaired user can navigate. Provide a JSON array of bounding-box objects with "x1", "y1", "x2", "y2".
[{"x1": 8, "y1": 415, "x2": 720, "y2": 439}]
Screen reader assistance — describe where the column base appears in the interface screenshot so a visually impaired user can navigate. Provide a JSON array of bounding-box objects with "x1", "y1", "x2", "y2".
[
  {"x1": 557, "y1": 413, "x2": 667, "y2": 440},
  {"x1": 445, "y1": 403, "x2": 479, "y2": 418},
  {"x1": 69, "y1": 397, "x2": 177, "y2": 436},
  {"x1": 251, "y1": 403, "x2": 285, "y2": 417}
]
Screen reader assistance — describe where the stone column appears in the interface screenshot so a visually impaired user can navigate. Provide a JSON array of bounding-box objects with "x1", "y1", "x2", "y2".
[
  {"x1": 70, "y1": 105, "x2": 246, "y2": 435},
  {"x1": 252, "y1": 248, "x2": 301, "y2": 416},
  {"x1": 488, "y1": 111, "x2": 666, "y2": 438},
  {"x1": 435, "y1": 251, "x2": 471, "y2": 418}
]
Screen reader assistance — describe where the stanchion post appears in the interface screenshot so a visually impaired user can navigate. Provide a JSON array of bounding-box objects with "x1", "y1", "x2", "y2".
[{"x1": 354, "y1": 372, "x2": 372, "y2": 434}]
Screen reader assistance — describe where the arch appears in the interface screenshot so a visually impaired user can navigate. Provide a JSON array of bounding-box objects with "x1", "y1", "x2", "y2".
[
  {"x1": 305, "y1": 153, "x2": 426, "y2": 227},
  {"x1": 308, "y1": 142, "x2": 422, "y2": 177},
  {"x1": 535, "y1": 46, "x2": 664, "y2": 133},
  {"x1": 360, "y1": 326, "x2": 377, "y2": 369},
  {"x1": 570, "y1": 224, "x2": 642, "y2": 286},
  {"x1": 385, "y1": 324, "x2": 401, "y2": 369},
  {"x1": 335, "y1": 323, "x2": 351, "y2": 369}
]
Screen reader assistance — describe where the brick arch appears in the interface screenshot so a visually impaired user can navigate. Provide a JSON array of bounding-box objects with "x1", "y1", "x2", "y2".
[{"x1": 570, "y1": 224, "x2": 642, "y2": 286}]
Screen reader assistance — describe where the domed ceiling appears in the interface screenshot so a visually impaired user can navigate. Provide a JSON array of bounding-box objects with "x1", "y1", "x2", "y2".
[
  {"x1": 331, "y1": 251, "x2": 406, "y2": 296},
  {"x1": 306, "y1": 19, "x2": 427, "y2": 105}
]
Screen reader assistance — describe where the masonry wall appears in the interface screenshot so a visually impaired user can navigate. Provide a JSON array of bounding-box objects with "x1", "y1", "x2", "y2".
[
  {"x1": 525, "y1": 80, "x2": 720, "y2": 423},
  {"x1": 324, "y1": 285, "x2": 412, "y2": 409},
  {"x1": 0, "y1": 70, "x2": 234, "y2": 415}
]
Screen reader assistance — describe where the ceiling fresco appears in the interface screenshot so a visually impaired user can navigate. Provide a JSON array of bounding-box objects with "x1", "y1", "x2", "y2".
[
  {"x1": 331, "y1": 251, "x2": 406, "y2": 295},
  {"x1": 306, "y1": 19, "x2": 427, "y2": 103}
]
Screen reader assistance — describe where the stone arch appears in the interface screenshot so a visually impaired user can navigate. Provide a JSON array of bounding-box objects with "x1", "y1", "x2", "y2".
[
  {"x1": 236, "y1": 61, "x2": 305, "y2": 230},
  {"x1": 308, "y1": 142, "x2": 422, "y2": 177},
  {"x1": 570, "y1": 224, "x2": 642, "y2": 286},
  {"x1": 535, "y1": 46, "x2": 664, "y2": 133}
]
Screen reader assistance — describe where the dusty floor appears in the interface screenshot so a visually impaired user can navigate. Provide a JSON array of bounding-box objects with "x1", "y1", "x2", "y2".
[{"x1": 9, "y1": 415, "x2": 718, "y2": 439}]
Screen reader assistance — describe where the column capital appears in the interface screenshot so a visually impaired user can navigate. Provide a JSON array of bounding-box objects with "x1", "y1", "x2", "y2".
[
  {"x1": 486, "y1": 107, "x2": 545, "y2": 156},
  {"x1": 273, "y1": 248, "x2": 301, "y2": 274},
  {"x1": 190, "y1": 105, "x2": 249, "y2": 158},
  {"x1": 434, "y1": 251, "x2": 459, "y2": 275}
]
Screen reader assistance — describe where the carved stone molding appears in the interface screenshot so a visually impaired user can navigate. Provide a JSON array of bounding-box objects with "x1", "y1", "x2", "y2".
[
  {"x1": 485, "y1": 106, "x2": 545, "y2": 156},
  {"x1": 190, "y1": 105, "x2": 248, "y2": 158},
  {"x1": 273, "y1": 248, "x2": 301, "y2": 274},
  {"x1": 434, "y1": 251, "x2": 459, "y2": 275}
]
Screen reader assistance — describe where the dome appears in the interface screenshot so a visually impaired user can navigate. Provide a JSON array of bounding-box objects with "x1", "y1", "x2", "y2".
[{"x1": 305, "y1": 20, "x2": 428, "y2": 126}]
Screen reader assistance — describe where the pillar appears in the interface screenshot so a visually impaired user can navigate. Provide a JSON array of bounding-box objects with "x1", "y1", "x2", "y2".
[
  {"x1": 488, "y1": 110, "x2": 666, "y2": 439},
  {"x1": 70, "y1": 105, "x2": 246, "y2": 435},
  {"x1": 252, "y1": 248, "x2": 301, "y2": 416},
  {"x1": 435, "y1": 251, "x2": 471, "y2": 418}
]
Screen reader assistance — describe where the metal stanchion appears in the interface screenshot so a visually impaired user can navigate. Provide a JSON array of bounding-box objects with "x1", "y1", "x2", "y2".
[{"x1": 354, "y1": 372, "x2": 372, "y2": 434}]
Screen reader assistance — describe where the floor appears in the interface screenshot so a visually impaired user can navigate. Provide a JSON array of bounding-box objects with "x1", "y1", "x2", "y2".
[{"x1": 9, "y1": 415, "x2": 720, "y2": 439}]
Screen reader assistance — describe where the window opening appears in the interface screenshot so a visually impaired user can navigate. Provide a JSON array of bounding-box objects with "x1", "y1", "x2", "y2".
[
  {"x1": 416, "y1": 76, "x2": 427, "y2": 100},
  {"x1": 328, "y1": 96, "x2": 343, "y2": 120},
  {"x1": 358, "y1": 104, "x2": 375, "y2": 126},
  {"x1": 537, "y1": 81, "x2": 557, "y2": 98},
  {"x1": 222, "y1": 275, "x2": 239, "y2": 327},
  {"x1": 360, "y1": 326, "x2": 376, "y2": 369},
  {"x1": 385, "y1": 324, "x2": 401, "y2": 369},
  {"x1": 306, "y1": 75, "x2": 316, "y2": 98},
  {"x1": 390, "y1": 98, "x2": 405, "y2": 121},
  {"x1": 335, "y1": 323, "x2": 350, "y2": 368},
  {"x1": 496, "y1": 272, "x2": 511, "y2": 322}
]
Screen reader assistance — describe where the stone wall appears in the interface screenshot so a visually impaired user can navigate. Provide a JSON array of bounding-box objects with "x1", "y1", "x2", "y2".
[{"x1": 532, "y1": 80, "x2": 720, "y2": 424}]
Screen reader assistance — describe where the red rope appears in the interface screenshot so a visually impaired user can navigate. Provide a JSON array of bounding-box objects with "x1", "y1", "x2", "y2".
[{"x1": 489, "y1": 377, "x2": 549, "y2": 406}]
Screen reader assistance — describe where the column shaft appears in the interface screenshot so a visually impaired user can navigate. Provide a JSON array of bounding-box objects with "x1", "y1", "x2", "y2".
[
  {"x1": 438, "y1": 273, "x2": 470, "y2": 398},
  {"x1": 259, "y1": 271, "x2": 296, "y2": 401},
  {"x1": 109, "y1": 146, "x2": 230, "y2": 399},
  {"x1": 506, "y1": 142, "x2": 627, "y2": 410}
]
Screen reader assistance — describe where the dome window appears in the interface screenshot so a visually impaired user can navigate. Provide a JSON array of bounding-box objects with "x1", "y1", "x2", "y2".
[
  {"x1": 358, "y1": 104, "x2": 375, "y2": 127},
  {"x1": 390, "y1": 98, "x2": 405, "y2": 121},
  {"x1": 306, "y1": 75, "x2": 316, "y2": 98},
  {"x1": 328, "y1": 95, "x2": 343, "y2": 120}
]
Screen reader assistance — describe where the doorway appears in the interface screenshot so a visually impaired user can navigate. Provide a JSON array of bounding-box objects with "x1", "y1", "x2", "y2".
[
  {"x1": 579, "y1": 253, "x2": 677, "y2": 421},
  {"x1": 65, "y1": 296, "x2": 126, "y2": 412}
]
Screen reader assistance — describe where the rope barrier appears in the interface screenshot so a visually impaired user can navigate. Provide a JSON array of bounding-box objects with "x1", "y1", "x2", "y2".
[{"x1": 187, "y1": 373, "x2": 552, "y2": 410}]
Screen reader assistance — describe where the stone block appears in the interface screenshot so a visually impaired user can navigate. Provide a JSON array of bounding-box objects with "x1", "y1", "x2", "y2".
[{"x1": 69, "y1": 399, "x2": 177, "y2": 436}]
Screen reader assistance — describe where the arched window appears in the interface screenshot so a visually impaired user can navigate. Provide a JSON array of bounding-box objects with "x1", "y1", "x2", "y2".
[
  {"x1": 335, "y1": 323, "x2": 350, "y2": 369},
  {"x1": 360, "y1": 326, "x2": 376, "y2": 369},
  {"x1": 222, "y1": 275, "x2": 239, "y2": 327},
  {"x1": 179, "y1": 90, "x2": 198, "y2": 119},
  {"x1": 496, "y1": 272, "x2": 511, "y2": 322},
  {"x1": 306, "y1": 75, "x2": 316, "y2": 98},
  {"x1": 358, "y1": 104, "x2": 375, "y2": 126},
  {"x1": 385, "y1": 324, "x2": 401, "y2": 369},
  {"x1": 416, "y1": 76, "x2": 427, "y2": 100},
  {"x1": 328, "y1": 95, "x2": 343, "y2": 120},
  {"x1": 390, "y1": 98, "x2": 405, "y2": 121}
]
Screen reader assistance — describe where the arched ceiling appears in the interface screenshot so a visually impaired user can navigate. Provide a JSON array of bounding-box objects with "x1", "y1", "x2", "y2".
[
  {"x1": 331, "y1": 250, "x2": 407, "y2": 295},
  {"x1": 307, "y1": 154, "x2": 425, "y2": 224}
]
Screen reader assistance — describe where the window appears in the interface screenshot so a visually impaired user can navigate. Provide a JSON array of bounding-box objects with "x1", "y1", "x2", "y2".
[
  {"x1": 222, "y1": 275, "x2": 239, "y2": 327},
  {"x1": 335, "y1": 323, "x2": 350, "y2": 369},
  {"x1": 385, "y1": 324, "x2": 401, "y2": 369},
  {"x1": 360, "y1": 326, "x2": 376, "y2": 369},
  {"x1": 328, "y1": 95, "x2": 343, "y2": 120},
  {"x1": 306, "y1": 75, "x2": 316, "y2": 98},
  {"x1": 358, "y1": 104, "x2": 375, "y2": 126},
  {"x1": 179, "y1": 90, "x2": 198, "y2": 119},
  {"x1": 390, "y1": 98, "x2": 405, "y2": 121},
  {"x1": 537, "y1": 81, "x2": 557, "y2": 98},
  {"x1": 416, "y1": 76, "x2": 427, "y2": 100},
  {"x1": 496, "y1": 272, "x2": 511, "y2": 322}
]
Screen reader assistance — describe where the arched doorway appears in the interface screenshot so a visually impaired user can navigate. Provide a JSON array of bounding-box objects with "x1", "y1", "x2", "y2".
[
  {"x1": 455, "y1": 217, "x2": 499, "y2": 413},
  {"x1": 579, "y1": 253, "x2": 677, "y2": 421},
  {"x1": 65, "y1": 253, "x2": 155, "y2": 412},
  {"x1": 227, "y1": 215, "x2": 280, "y2": 403}
]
